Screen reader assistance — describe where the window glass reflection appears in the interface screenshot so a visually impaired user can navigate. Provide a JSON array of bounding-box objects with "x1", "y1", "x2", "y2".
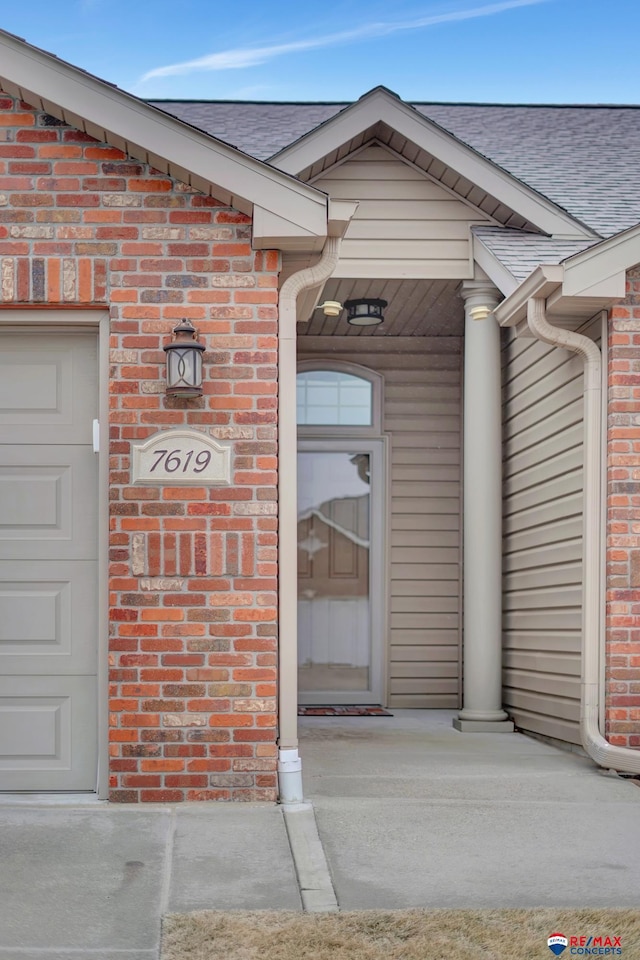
[
  {"x1": 296, "y1": 371, "x2": 372, "y2": 426},
  {"x1": 298, "y1": 451, "x2": 371, "y2": 693}
]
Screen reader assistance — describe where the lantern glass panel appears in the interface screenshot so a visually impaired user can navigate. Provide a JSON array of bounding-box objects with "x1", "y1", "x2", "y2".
[{"x1": 168, "y1": 347, "x2": 200, "y2": 389}]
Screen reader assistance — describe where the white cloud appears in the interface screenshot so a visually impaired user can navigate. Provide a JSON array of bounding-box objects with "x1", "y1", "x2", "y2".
[{"x1": 140, "y1": 0, "x2": 548, "y2": 82}]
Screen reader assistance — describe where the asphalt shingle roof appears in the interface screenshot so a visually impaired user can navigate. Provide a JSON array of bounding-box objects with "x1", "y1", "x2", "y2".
[
  {"x1": 148, "y1": 101, "x2": 346, "y2": 162},
  {"x1": 149, "y1": 99, "x2": 640, "y2": 240},
  {"x1": 472, "y1": 227, "x2": 598, "y2": 283}
]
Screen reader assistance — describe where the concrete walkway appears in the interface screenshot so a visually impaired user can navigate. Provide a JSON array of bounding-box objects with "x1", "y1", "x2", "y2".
[{"x1": 0, "y1": 711, "x2": 638, "y2": 958}]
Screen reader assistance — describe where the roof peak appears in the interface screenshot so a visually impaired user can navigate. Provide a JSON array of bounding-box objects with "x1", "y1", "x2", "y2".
[{"x1": 147, "y1": 96, "x2": 640, "y2": 111}]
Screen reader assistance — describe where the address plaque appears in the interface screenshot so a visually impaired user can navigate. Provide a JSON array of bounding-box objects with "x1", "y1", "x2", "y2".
[{"x1": 132, "y1": 429, "x2": 231, "y2": 485}]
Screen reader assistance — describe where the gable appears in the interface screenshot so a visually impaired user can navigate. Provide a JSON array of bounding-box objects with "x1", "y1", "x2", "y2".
[
  {"x1": 273, "y1": 88, "x2": 596, "y2": 243},
  {"x1": 312, "y1": 143, "x2": 492, "y2": 280},
  {"x1": 0, "y1": 29, "x2": 329, "y2": 252}
]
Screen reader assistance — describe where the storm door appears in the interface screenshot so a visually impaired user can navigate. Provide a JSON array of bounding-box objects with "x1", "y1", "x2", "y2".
[{"x1": 296, "y1": 367, "x2": 386, "y2": 705}]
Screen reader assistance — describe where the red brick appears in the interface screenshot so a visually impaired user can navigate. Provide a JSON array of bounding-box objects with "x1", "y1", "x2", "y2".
[
  {"x1": 0, "y1": 94, "x2": 280, "y2": 800},
  {"x1": 140, "y1": 790, "x2": 184, "y2": 802},
  {"x1": 606, "y1": 288, "x2": 640, "y2": 749}
]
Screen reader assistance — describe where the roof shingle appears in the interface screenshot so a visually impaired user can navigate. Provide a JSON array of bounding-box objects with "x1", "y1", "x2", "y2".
[
  {"x1": 472, "y1": 226, "x2": 597, "y2": 283},
  {"x1": 149, "y1": 99, "x2": 640, "y2": 239}
]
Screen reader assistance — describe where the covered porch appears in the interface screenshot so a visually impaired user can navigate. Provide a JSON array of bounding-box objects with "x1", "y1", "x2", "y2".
[
  {"x1": 294, "y1": 274, "x2": 504, "y2": 727},
  {"x1": 274, "y1": 86, "x2": 601, "y2": 800}
]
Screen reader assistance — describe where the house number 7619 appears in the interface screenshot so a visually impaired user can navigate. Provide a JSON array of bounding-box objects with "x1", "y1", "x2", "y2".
[
  {"x1": 149, "y1": 448, "x2": 213, "y2": 473},
  {"x1": 132, "y1": 430, "x2": 230, "y2": 486}
]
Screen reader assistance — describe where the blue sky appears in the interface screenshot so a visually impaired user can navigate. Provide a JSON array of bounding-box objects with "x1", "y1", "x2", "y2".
[{"x1": 2, "y1": 0, "x2": 640, "y2": 103}]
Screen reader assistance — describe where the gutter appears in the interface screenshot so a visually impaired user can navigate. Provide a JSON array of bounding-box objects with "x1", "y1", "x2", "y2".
[
  {"x1": 276, "y1": 235, "x2": 343, "y2": 804},
  {"x1": 527, "y1": 297, "x2": 640, "y2": 774}
]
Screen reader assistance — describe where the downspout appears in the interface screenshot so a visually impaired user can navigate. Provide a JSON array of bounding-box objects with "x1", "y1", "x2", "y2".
[
  {"x1": 276, "y1": 236, "x2": 342, "y2": 803},
  {"x1": 527, "y1": 297, "x2": 640, "y2": 774}
]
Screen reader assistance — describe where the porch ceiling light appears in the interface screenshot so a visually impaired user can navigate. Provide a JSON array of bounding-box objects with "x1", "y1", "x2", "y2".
[
  {"x1": 344, "y1": 298, "x2": 387, "y2": 327},
  {"x1": 163, "y1": 318, "x2": 206, "y2": 398},
  {"x1": 317, "y1": 300, "x2": 343, "y2": 317}
]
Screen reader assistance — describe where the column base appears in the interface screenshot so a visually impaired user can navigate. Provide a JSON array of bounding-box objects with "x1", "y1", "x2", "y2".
[{"x1": 453, "y1": 718, "x2": 515, "y2": 733}]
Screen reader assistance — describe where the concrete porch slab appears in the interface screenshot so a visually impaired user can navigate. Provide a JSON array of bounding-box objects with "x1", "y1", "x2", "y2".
[{"x1": 299, "y1": 709, "x2": 640, "y2": 910}]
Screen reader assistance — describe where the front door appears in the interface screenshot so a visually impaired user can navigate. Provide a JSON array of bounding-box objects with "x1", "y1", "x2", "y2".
[
  {"x1": 297, "y1": 440, "x2": 385, "y2": 704},
  {"x1": 0, "y1": 330, "x2": 98, "y2": 790}
]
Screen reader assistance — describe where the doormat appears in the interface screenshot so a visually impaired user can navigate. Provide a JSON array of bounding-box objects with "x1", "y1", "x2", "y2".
[{"x1": 298, "y1": 705, "x2": 393, "y2": 717}]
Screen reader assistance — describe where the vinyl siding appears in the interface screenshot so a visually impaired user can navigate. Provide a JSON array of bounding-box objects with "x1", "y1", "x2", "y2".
[
  {"x1": 312, "y1": 144, "x2": 491, "y2": 280},
  {"x1": 501, "y1": 318, "x2": 600, "y2": 743},
  {"x1": 298, "y1": 336, "x2": 462, "y2": 708}
]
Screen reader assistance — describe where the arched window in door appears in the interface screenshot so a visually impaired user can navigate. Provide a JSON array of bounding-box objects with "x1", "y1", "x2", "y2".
[{"x1": 296, "y1": 364, "x2": 382, "y2": 432}]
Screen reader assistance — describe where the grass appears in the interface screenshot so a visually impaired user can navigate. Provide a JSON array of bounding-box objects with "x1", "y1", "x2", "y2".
[{"x1": 161, "y1": 908, "x2": 640, "y2": 960}]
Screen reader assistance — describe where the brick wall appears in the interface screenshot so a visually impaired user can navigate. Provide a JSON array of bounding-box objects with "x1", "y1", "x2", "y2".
[
  {"x1": 0, "y1": 95, "x2": 280, "y2": 800},
  {"x1": 606, "y1": 269, "x2": 640, "y2": 749}
]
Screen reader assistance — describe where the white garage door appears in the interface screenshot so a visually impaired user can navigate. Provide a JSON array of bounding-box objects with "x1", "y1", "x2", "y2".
[{"x1": 0, "y1": 330, "x2": 98, "y2": 791}]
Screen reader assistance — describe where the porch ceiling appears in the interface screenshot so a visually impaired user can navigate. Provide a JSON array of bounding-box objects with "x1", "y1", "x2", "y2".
[{"x1": 296, "y1": 277, "x2": 463, "y2": 337}]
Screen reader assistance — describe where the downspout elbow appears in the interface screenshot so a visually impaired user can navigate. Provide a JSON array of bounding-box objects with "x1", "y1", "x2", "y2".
[
  {"x1": 527, "y1": 298, "x2": 640, "y2": 774},
  {"x1": 279, "y1": 236, "x2": 341, "y2": 323}
]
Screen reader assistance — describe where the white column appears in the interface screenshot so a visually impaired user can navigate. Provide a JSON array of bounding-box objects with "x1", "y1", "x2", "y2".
[{"x1": 454, "y1": 282, "x2": 514, "y2": 733}]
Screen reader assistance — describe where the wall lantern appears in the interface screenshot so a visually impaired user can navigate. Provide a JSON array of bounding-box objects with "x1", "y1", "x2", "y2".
[
  {"x1": 163, "y1": 318, "x2": 206, "y2": 398},
  {"x1": 344, "y1": 298, "x2": 387, "y2": 327}
]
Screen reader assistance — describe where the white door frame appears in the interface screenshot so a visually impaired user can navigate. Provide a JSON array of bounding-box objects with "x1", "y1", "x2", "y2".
[
  {"x1": 297, "y1": 436, "x2": 388, "y2": 705},
  {"x1": 0, "y1": 309, "x2": 109, "y2": 797}
]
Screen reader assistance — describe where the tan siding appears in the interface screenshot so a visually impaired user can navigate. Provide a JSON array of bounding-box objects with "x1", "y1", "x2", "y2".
[
  {"x1": 501, "y1": 320, "x2": 598, "y2": 744},
  {"x1": 298, "y1": 336, "x2": 462, "y2": 708},
  {"x1": 312, "y1": 145, "x2": 490, "y2": 280}
]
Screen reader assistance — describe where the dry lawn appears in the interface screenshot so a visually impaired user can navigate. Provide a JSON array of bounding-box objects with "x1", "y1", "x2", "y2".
[{"x1": 161, "y1": 908, "x2": 640, "y2": 960}]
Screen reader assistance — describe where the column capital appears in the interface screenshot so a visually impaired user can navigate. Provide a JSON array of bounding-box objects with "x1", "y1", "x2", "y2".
[{"x1": 460, "y1": 281, "x2": 502, "y2": 321}]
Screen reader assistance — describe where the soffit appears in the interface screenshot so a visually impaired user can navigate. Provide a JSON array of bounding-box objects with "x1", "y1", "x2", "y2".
[
  {"x1": 297, "y1": 277, "x2": 463, "y2": 337},
  {"x1": 300, "y1": 123, "x2": 537, "y2": 233}
]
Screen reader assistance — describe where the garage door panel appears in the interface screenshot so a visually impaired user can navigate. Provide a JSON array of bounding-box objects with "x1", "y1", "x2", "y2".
[
  {"x1": 0, "y1": 676, "x2": 97, "y2": 790},
  {"x1": 0, "y1": 448, "x2": 96, "y2": 559},
  {"x1": 0, "y1": 561, "x2": 97, "y2": 674},
  {"x1": 0, "y1": 336, "x2": 96, "y2": 444},
  {"x1": 0, "y1": 327, "x2": 98, "y2": 793}
]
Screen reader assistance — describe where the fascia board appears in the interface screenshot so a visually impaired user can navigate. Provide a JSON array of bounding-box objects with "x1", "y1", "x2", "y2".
[
  {"x1": 253, "y1": 199, "x2": 357, "y2": 250},
  {"x1": 494, "y1": 265, "x2": 563, "y2": 327},
  {"x1": 0, "y1": 32, "x2": 327, "y2": 239},
  {"x1": 472, "y1": 237, "x2": 520, "y2": 298},
  {"x1": 252, "y1": 207, "x2": 325, "y2": 251},
  {"x1": 562, "y1": 227, "x2": 640, "y2": 297},
  {"x1": 560, "y1": 274, "x2": 626, "y2": 301},
  {"x1": 272, "y1": 89, "x2": 595, "y2": 241},
  {"x1": 546, "y1": 283, "x2": 623, "y2": 314}
]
